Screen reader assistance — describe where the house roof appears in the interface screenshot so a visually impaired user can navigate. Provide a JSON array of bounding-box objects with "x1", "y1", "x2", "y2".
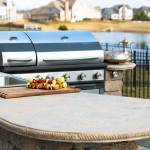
[
  {"x1": 68, "y1": 0, "x2": 76, "y2": 7},
  {"x1": 114, "y1": 4, "x2": 131, "y2": 10},
  {"x1": 0, "y1": 0, "x2": 15, "y2": 6},
  {"x1": 31, "y1": 0, "x2": 77, "y2": 15},
  {"x1": 102, "y1": 7, "x2": 117, "y2": 14},
  {"x1": 31, "y1": 6, "x2": 45, "y2": 15},
  {"x1": 0, "y1": 0, "x2": 6, "y2": 6},
  {"x1": 133, "y1": 6, "x2": 150, "y2": 13},
  {"x1": 47, "y1": 0, "x2": 76, "y2": 10},
  {"x1": 139, "y1": 6, "x2": 150, "y2": 12},
  {"x1": 108, "y1": 8, "x2": 117, "y2": 14},
  {"x1": 95, "y1": 6, "x2": 101, "y2": 11},
  {"x1": 48, "y1": 0, "x2": 66, "y2": 11}
]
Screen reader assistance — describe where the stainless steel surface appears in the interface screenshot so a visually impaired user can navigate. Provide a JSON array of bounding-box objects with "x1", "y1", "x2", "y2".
[
  {"x1": 0, "y1": 31, "x2": 36, "y2": 66},
  {"x1": 38, "y1": 51, "x2": 104, "y2": 66},
  {"x1": 43, "y1": 56, "x2": 99, "y2": 61},
  {"x1": 0, "y1": 75, "x2": 27, "y2": 88},
  {"x1": 24, "y1": 31, "x2": 98, "y2": 43},
  {"x1": 24, "y1": 31, "x2": 104, "y2": 66},
  {"x1": 7, "y1": 58, "x2": 32, "y2": 61},
  {"x1": 82, "y1": 89, "x2": 101, "y2": 94},
  {"x1": 13, "y1": 70, "x2": 104, "y2": 83},
  {"x1": 0, "y1": 31, "x2": 31, "y2": 43},
  {"x1": 0, "y1": 31, "x2": 105, "y2": 94},
  {"x1": 104, "y1": 38, "x2": 134, "y2": 63},
  {"x1": 0, "y1": 31, "x2": 104, "y2": 67},
  {"x1": 104, "y1": 51, "x2": 128, "y2": 63},
  {"x1": 2, "y1": 52, "x2": 36, "y2": 66}
]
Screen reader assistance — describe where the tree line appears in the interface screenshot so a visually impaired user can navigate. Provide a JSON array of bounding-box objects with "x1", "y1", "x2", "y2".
[{"x1": 134, "y1": 11, "x2": 150, "y2": 21}]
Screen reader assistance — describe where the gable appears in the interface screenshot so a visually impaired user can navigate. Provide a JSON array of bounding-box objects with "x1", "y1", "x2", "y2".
[{"x1": 0, "y1": 0, "x2": 6, "y2": 6}]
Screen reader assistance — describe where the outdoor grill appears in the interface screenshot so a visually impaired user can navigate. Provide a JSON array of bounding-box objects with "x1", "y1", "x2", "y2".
[{"x1": 0, "y1": 31, "x2": 107, "y2": 94}]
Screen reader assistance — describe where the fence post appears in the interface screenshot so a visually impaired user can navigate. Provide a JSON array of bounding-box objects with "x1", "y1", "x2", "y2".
[
  {"x1": 106, "y1": 43, "x2": 108, "y2": 51},
  {"x1": 133, "y1": 51, "x2": 136, "y2": 87},
  {"x1": 146, "y1": 45, "x2": 149, "y2": 70}
]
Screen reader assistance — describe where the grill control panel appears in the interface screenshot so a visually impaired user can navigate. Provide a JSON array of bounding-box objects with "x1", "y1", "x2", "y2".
[{"x1": 13, "y1": 70, "x2": 104, "y2": 83}]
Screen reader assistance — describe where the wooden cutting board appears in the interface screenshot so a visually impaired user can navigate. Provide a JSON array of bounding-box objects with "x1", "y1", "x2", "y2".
[{"x1": 0, "y1": 87, "x2": 80, "y2": 99}]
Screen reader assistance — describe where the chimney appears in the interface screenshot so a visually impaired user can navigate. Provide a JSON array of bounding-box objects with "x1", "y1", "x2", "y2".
[
  {"x1": 65, "y1": 0, "x2": 69, "y2": 21},
  {"x1": 122, "y1": 4, "x2": 126, "y2": 20}
]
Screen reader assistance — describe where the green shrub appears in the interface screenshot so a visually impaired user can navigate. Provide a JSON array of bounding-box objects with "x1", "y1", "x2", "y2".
[
  {"x1": 133, "y1": 10, "x2": 149, "y2": 21},
  {"x1": 140, "y1": 41, "x2": 146, "y2": 49},
  {"x1": 58, "y1": 25, "x2": 68, "y2": 30}
]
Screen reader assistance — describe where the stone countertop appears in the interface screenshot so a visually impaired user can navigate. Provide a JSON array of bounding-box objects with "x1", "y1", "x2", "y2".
[
  {"x1": 0, "y1": 92, "x2": 150, "y2": 143},
  {"x1": 106, "y1": 62, "x2": 136, "y2": 70}
]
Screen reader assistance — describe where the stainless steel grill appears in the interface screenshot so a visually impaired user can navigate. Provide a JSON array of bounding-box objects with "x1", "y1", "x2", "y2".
[{"x1": 0, "y1": 31, "x2": 106, "y2": 94}]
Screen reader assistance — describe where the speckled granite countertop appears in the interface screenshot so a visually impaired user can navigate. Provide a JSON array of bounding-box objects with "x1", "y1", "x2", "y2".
[{"x1": 0, "y1": 92, "x2": 150, "y2": 143}]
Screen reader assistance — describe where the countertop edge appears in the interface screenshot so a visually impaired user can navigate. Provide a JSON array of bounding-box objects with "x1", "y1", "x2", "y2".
[
  {"x1": 0, "y1": 117, "x2": 150, "y2": 143},
  {"x1": 106, "y1": 62, "x2": 136, "y2": 70}
]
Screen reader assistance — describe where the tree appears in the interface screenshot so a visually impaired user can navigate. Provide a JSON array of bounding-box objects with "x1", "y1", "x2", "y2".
[{"x1": 134, "y1": 10, "x2": 149, "y2": 21}]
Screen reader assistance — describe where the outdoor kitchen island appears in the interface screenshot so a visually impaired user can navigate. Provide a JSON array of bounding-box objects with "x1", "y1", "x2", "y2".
[{"x1": 0, "y1": 92, "x2": 150, "y2": 150}]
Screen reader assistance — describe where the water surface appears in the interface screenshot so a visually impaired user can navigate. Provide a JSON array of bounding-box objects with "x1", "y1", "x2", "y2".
[{"x1": 93, "y1": 32, "x2": 150, "y2": 47}]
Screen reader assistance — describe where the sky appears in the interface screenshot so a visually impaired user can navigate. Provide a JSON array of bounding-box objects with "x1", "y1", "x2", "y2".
[{"x1": 13, "y1": 0, "x2": 150, "y2": 10}]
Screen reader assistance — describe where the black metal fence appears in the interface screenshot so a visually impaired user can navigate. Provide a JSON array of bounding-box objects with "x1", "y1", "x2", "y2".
[
  {"x1": 101, "y1": 43, "x2": 150, "y2": 99},
  {"x1": 123, "y1": 50, "x2": 150, "y2": 99}
]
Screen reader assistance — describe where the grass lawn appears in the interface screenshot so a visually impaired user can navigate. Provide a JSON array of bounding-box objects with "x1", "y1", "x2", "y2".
[{"x1": 1, "y1": 20, "x2": 150, "y2": 33}]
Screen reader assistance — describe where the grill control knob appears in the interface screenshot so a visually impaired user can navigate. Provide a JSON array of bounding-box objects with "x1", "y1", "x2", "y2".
[
  {"x1": 112, "y1": 71, "x2": 118, "y2": 78},
  {"x1": 46, "y1": 74, "x2": 53, "y2": 79},
  {"x1": 63, "y1": 74, "x2": 70, "y2": 81},
  {"x1": 35, "y1": 75, "x2": 43, "y2": 79},
  {"x1": 95, "y1": 72, "x2": 102, "y2": 79},
  {"x1": 80, "y1": 73, "x2": 86, "y2": 80}
]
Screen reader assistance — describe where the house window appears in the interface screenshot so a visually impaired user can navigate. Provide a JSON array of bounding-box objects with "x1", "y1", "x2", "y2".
[{"x1": 49, "y1": 8, "x2": 52, "y2": 11}]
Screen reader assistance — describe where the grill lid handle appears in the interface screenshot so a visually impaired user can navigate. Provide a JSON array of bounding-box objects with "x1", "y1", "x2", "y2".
[
  {"x1": 61, "y1": 36, "x2": 69, "y2": 42},
  {"x1": 43, "y1": 57, "x2": 99, "y2": 61},
  {"x1": 7, "y1": 58, "x2": 32, "y2": 62},
  {"x1": 9, "y1": 36, "x2": 18, "y2": 41}
]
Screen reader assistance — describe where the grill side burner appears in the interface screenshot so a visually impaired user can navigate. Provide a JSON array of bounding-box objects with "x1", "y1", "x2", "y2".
[{"x1": 0, "y1": 31, "x2": 107, "y2": 94}]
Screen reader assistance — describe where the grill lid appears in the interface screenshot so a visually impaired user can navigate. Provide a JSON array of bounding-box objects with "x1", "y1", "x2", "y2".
[
  {"x1": 24, "y1": 31, "x2": 104, "y2": 66},
  {"x1": 0, "y1": 31, "x2": 104, "y2": 67},
  {"x1": 0, "y1": 31, "x2": 36, "y2": 67}
]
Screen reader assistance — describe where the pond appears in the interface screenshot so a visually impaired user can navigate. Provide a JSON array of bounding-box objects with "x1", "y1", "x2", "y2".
[{"x1": 93, "y1": 32, "x2": 150, "y2": 48}]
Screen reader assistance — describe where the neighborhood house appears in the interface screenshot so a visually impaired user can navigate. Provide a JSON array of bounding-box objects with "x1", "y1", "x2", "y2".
[
  {"x1": 0, "y1": 0, "x2": 149, "y2": 22},
  {"x1": 134, "y1": 6, "x2": 150, "y2": 18},
  {"x1": 0, "y1": 0, "x2": 16, "y2": 21},
  {"x1": 102, "y1": 5, "x2": 133, "y2": 20},
  {"x1": 31, "y1": 0, "x2": 101, "y2": 22}
]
